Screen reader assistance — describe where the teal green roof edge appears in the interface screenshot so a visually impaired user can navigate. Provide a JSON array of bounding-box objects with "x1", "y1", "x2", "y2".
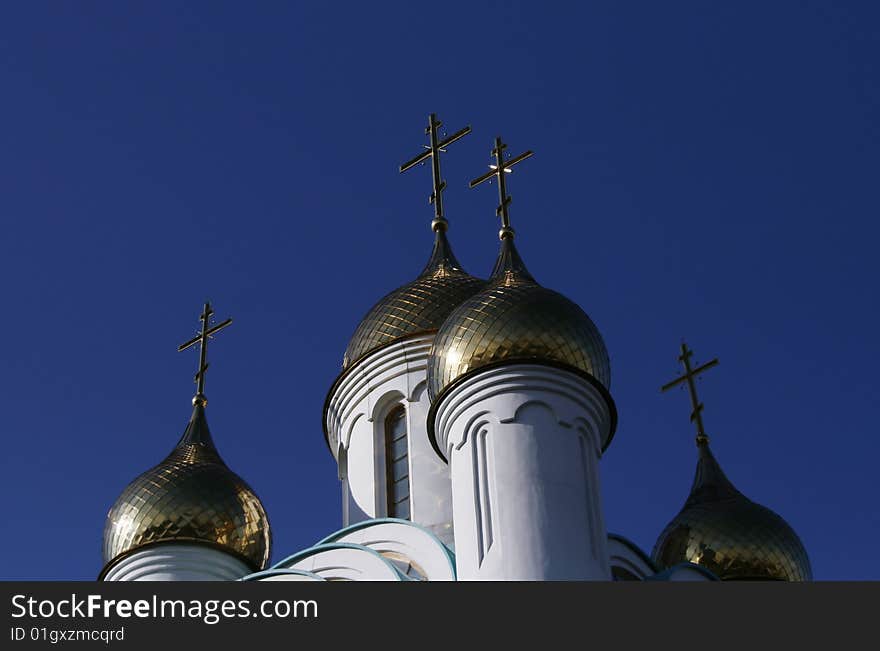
[
  {"x1": 271, "y1": 541, "x2": 410, "y2": 581},
  {"x1": 315, "y1": 517, "x2": 456, "y2": 579},
  {"x1": 240, "y1": 568, "x2": 326, "y2": 582}
]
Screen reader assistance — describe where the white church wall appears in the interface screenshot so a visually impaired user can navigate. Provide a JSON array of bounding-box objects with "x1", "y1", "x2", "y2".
[
  {"x1": 434, "y1": 364, "x2": 614, "y2": 581},
  {"x1": 343, "y1": 411, "x2": 377, "y2": 520},
  {"x1": 102, "y1": 544, "x2": 252, "y2": 582},
  {"x1": 325, "y1": 334, "x2": 454, "y2": 547}
]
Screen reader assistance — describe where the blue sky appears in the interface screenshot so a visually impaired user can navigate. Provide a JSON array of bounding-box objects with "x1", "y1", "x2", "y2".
[{"x1": 1, "y1": 1, "x2": 877, "y2": 580}]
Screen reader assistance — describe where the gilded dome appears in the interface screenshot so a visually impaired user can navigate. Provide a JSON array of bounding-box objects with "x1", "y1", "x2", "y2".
[
  {"x1": 427, "y1": 235, "x2": 611, "y2": 402},
  {"x1": 101, "y1": 402, "x2": 271, "y2": 574},
  {"x1": 342, "y1": 226, "x2": 486, "y2": 369},
  {"x1": 652, "y1": 441, "x2": 811, "y2": 581}
]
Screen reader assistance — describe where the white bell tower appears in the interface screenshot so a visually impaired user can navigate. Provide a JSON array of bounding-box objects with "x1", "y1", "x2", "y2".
[
  {"x1": 323, "y1": 114, "x2": 485, "y2": 548},
  {"x1": 427, "y1": 137, "x2": 617, "y2": 579}
]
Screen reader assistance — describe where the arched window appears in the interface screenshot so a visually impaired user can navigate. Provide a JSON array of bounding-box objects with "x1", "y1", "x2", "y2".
[{"x1": 384, "y1": 405, "x2": 410, "y2": 520}]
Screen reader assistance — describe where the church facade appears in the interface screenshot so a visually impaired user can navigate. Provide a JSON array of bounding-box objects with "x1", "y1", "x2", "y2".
[{"x1": 98, "y1": 115, "x2": 811, "y2": 582}]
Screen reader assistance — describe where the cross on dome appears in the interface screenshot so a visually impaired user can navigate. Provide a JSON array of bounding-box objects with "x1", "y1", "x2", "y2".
[
  {"x1": 178, "y1": 301, "x2": 233, "y2": 407},
  {"x1": 660, "y1": 341, "x2": 719, "y2": 446},
  {"x1": 469, "y1": 136, "x2": 533, "y2": 239},
  {"x1": 399, "y1": 113, "x2": 472, "y2": 233}
]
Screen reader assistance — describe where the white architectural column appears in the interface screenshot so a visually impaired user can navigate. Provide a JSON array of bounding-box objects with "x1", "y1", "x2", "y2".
[
  {"x1": 324, "y1": 334, "x2": 455, "y2": 547},
  {"x1": 433, "y1": 364, "x2": 615, "y2": 581},
  {"x1": 101, "y1": 544, "x2": 252, "y2": 581}
]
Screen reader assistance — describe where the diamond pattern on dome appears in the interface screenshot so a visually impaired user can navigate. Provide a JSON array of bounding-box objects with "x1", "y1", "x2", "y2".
[
  {"x1": 652, "y1": 443, "x2": 811, "y2": 581},
  {"x1": 102, "y1": 405, "x2": 271, "y2": 572},
  {"x1": 427, "y1": 237, "x2": 611, "y2": 401},
  {"x1": 342, "y1": 229, "x2": 485, "y2": 369}
]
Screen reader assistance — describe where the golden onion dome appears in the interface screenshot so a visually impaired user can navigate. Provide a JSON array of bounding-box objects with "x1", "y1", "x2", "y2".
[
  {"x1": 101, "y1": 401, "x2": 271, "y2": 575},
  {"x1": 652, "y1": 440, "x2": 811, "y2": 581},
  {"x1": 342, "y1": 226, "x2": 486, "y2": 369},
  {"x1": 427, "y1": 234, "x2": 611, "y2": 403}
]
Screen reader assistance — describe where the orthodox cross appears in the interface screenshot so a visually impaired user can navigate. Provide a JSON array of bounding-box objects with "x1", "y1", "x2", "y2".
[
  {"x1": 178, "y1": 301, "x2": 233, "y2": 405},
  {"x1": 660, "y1": 342, "x2": 719, "y2": 445},
  {"x1": 469, "y1": 136, "x2": 533, "y2": 237},
  {"x1": 399, "y1": 113, "x2": 471, "y2": 232}
]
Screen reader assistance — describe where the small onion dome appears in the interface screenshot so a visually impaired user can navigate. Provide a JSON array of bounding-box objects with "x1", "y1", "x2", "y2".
[
  {"x1": 101, "y1": 401, "x2": 271, "y2": 576},
  {"x1": 341, "y1": 226, "x2": 486, "y2": 370},
  {"x1": 652, "y1": 440, "x2": 811, "y2": 581},
  {"x1": 427, "y1": 234, "x2": 611, "y2": 403}
]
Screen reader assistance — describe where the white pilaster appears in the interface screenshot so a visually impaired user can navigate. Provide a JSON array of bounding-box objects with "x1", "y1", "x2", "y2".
[
  {"x1": 101, "y1": 544, "x2": 252, "y2": 581},
  {"x1": 324, "y1": 334, "x2": 454, "y2": 547},
  {"x1": 433, "y1": 364, "x2": 614, "y2": 580}
]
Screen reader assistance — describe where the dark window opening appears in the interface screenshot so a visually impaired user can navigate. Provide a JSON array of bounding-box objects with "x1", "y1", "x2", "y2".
[{"x1": 385, "y1": 405, "x2": 410, "y2": 520}]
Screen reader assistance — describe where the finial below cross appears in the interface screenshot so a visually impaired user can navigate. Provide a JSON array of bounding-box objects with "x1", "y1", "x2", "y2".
[
  {"x1": 399, "y1": 113, "x2": 471, "y2": 232},
  {"x1": 660, "y1": 341, "x2": 719, "y2": 446},
  {"x1": 469, "y1": 136, "x2": 533, "y2": 239},
  {"x1": 178, "y1": 301, "x2": 233, "y2": 406}
]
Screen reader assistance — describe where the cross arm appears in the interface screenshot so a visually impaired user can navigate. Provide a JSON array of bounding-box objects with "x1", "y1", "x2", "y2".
[
  {"x1": 469, "y1": 167, "x2": 498, "y2": 188},
  {"x1": 660, "y1": 374, "x2": 688, "y2": 392},
  {"x1": 469, "y1": 149, "x2": 534, "y2": 187},
  {"x1": 660, "y1": 358, "x2": 719, "y2": 392},
  {"x1": 194, "y1": 361, "x2": 209, "y2": 381},
  {"x1": 177, "y1": 318, "x2": 233, "y2": 352},
  {"x1": 437, "y1": 125, "x2": 471, "y2": 150},
  {"x1": 400, "y1": 149, "x2": 431, "y2": 173},
  {"x1": 400, "y1": 125, "x2": 473, "y2": 173},
  {"x1": 497, "y1": 149, "x2": 534, "y2": 171},
  {"x1": 690, "y1": 358, "x2": 719, "y2": 377}
]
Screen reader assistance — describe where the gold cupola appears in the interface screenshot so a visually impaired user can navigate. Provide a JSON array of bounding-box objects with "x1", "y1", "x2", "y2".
[
  {"x1": 426, "y1": 136, "x2": 611, "y2": 409},
  {"x1": 100, "y1": 303, "x2": 271, "y2": 577},
  {"x1": 652, "y1": 438, "x2": 811, "y2": 581},
  {"x1": 340, "y1": 113, "x2": 486, "y2": 370},
  {"x1": 101, "y1": 401, "x2": 271, "y2": 575},
  {"x1": 426, "y1": 233, "x2": 611, "y2": 402},
  {"x1": 342, "y1": 224, "x2": 486, "y2": 369},
  {"x1": 652, "y1": 342, "x2": 811, "y2": 581}
]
